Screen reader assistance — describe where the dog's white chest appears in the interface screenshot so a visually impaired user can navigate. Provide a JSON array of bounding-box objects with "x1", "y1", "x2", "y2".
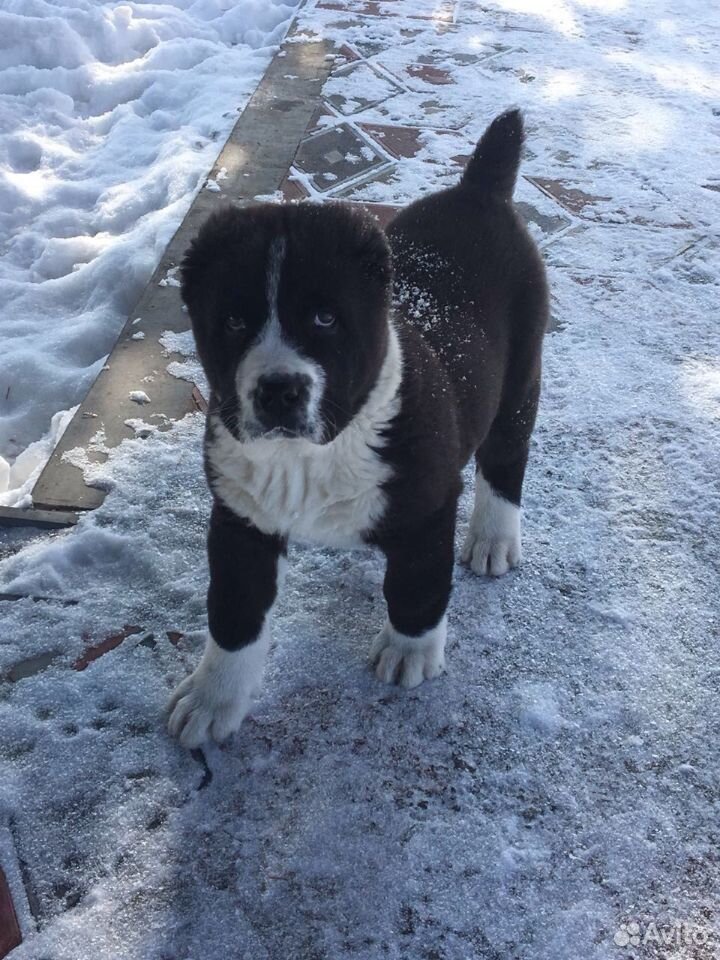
[
  {"x1": 208, "y1": 422, "x2": 393, "y2": 547},
  {"x1": 207, "y1": 324, "x2": 403, "y2": 548}
]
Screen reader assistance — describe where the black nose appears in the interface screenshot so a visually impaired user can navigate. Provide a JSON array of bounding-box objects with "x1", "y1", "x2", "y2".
[{"x1": 254, "y1": 373, "x2": 311, "y2": 420}]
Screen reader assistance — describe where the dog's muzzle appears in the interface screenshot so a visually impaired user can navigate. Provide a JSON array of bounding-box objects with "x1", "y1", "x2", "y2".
[{"x1": 251, "y1": 372, "x2": 313, "y2": 437}]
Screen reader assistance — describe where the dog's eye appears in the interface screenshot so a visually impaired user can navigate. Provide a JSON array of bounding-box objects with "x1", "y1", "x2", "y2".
[
  {"x1": 314, "y1": 311, "x2": 336, "y2": 329},
  {"x1": 225, "y1": 315, "x2": 246, "y2": 333}
]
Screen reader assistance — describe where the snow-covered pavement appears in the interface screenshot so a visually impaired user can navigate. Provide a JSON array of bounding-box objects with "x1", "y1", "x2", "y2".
[
  {"x1": 0, "y1": 0, "x2": 294, "y2": 505},
  {"x1": 1, "y1": 1, "x2": 720, "y2": 958}
]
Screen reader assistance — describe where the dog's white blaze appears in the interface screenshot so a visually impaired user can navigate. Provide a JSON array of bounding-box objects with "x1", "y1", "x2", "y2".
[
  {"x1": 209, "y1": 323, "x2": 403, "y2": 548},
  {"x1": 266, "y1": 236, "x2": 284, "y2": 325},
  {"x1": 236, "y1": 235, "x2": 325, "y2": 438},
  {"x1": 461, "y1": 471, "x2": 521, "y2": 577}
]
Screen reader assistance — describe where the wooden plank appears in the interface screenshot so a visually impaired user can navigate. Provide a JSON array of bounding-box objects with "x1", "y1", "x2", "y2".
[
  {"x1": 0, "y1": 823, "x2": 36, "y2": 941},
  {"x1": 0, "y1": 506, "x2": 78, "y2": 529},
  {"x1": 32, "y1": 34, "x2": 334, "y2": 513}
]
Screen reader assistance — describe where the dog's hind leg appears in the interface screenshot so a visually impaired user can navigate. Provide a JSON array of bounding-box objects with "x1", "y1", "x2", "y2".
[
  {"x1": 462, "y1": 270, "x2": 545, "y2": 577},
  {"x1": 461, "y1": 379, "x2": 540, "y2": 577}
]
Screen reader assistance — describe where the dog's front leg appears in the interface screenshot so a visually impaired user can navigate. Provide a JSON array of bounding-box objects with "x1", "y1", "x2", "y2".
[
  {"x1": 168, "y1": 501, "x2": 286, "y2": 748},
  {"x1": 371, "y1": 499, "x2": 457, "y2": 688}
]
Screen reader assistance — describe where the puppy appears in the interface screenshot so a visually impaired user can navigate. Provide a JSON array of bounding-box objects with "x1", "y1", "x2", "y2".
[{"x1": 168, "y1": 109, "x2": 548, "y2": 748}]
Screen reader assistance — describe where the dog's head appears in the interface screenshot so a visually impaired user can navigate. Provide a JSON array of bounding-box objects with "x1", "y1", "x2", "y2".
[{"x1": 181, "y1": 201, "x2": 392, "y2": 443}]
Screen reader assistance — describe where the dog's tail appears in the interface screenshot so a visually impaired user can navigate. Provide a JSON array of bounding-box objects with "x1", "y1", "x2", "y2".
[{"x1": 461, "y1": 108, "x2": 524, "y2": 200}]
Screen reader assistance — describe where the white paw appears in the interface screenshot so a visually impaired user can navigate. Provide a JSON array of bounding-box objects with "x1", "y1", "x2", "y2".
[
  {"x1": 461, "y1": 473, "x2": 521, "y2": 577},
  {"x1": 369, "y1": 617, "x2": 447, "y2": 688},
  {"x1": 461, "y1": 527, "x2": 521, "y2": 577},
  {"x1": 167, "y1": 631, "x2": 268, "y2": 748},
  {"x1": 168, "y1": 670, "x2": 251, "y2": 748}
]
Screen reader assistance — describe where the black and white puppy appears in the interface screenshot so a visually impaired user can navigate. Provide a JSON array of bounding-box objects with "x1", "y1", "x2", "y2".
[{"x1": 168, "y1": 109, "x2": 548, "y2": 748}]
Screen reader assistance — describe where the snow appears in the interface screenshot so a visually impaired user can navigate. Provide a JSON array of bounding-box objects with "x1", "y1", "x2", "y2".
[
  {"x1": 0, "y1": 0, "x2": 296, "y2": 500},
  {"x1": 1, "y1": 0, "x2": 720, "y2": 957},
  {"x1": 161, "y1": 327, "x2": 209, "y2": 395},
  {"x1": 0, "y1": 407, "x2": 77, "y2": 509}
]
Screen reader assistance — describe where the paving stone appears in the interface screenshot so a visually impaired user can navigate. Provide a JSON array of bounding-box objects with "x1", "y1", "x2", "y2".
[
  {"x1": 515, "y1": 200, "x2": 572, "y2": 238},
  {"x1": 375, "y1": 50, "x2": 481, "y2": 91},
  {"x1": 358, "y1": 122, "x2": 424, "y2": 158},
  {"x1": 0, "y1": 593, "x2": 78, "y2": 607},
  {"x1": 323, "y1": 16, "x2": 365, "y2": 31},
  {"x1": 7, "y1": 651, "x2": 62, "y2": 683},
  {"x1": 453, "y1": 0, "x2": 547, "y2": 30},
  {"x1": 294, "y1": 124, "x2": 388, "y2": 191},
  {"x1": 527, "y1": 176, "x2": 612, "y2": 216},
  {"x1": 318, "y1": 1, "x2": 389, "y2": 17},
  {"x1": 306, "y1": 103, "x2": 337, "y2": 133},
  {"x1": 0, "y1": 867, "x2": 22, "y2": 958},
  {"x1": 418, "y1": 52, "x2": 478, "y2": 66},
  {"x1": 353, "y1": 37, "x2": 401, "y2": 57},
  {"x1": 406, "y1": 62, "x2": 454, "y2": 85},
  {"x1": 73, "y1": 625, "x2": 143, "y2": 672},
  {"x1": 569, "y1": 274, "x2": 626, "y2": 293},
  {"x1": 628, "y1": 211, "x2": 693, "y2": 229},
  {"x1": 547, "y1": 310, "x2": 566, "y2": 333},
  {"x1": 337, "y1": 42, "x2": 362, "y2": 62},
  {"x1": 656, "y1": 235, "x2": 718, "y2": 284},
  {"x1": 479, "y1": 58, "x2": 537, "y2": 83},
  {"x1": 191, "y1": 384, "x2": 208, "y2": 414},
  {"x1": 323, "y1": 61, "x2": 403, "y2": 115},
  {"x1": 542, "y1": 222, "x2": 690, "y2": 275},
  {"x1": 338, "y1": 163, "x2": 408, "y2": 201},
  {"x1": 527, "y1": 175, "x2": 691, "y2": 228},
  {"x1": 351, "y1": 201, "x2": 401, "y2": 228},
  {"x1": 0, "y1": 506, "x2": 78, "y2": 530},
  {"x1": 318, "y1": 0, "x2": 455, "y2": 20},
  {"x1": 280, "y1": 172, "x2": 311, "y2": 200},
  {"x1": 368, "y1": 94, "x2": 473, "y2": 130}
]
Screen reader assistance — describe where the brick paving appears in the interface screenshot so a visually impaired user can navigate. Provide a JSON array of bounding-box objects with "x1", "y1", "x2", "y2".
[{"x1": 279, "y1": 0, "x2": 710, "y2": 283}]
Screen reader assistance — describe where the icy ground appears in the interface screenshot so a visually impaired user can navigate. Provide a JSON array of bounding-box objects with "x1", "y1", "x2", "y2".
[
  {"x1": 2, "y1": 0, "x2": 720, "y2": 958},
  {"x1": 0, "y1": 0, "x2": 294, "y2": 503}
]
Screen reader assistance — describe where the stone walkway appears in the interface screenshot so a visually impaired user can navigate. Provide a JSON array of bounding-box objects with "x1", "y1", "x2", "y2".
[{"x1": 283, "y1": 0, "x2": 715, "y2": 299}]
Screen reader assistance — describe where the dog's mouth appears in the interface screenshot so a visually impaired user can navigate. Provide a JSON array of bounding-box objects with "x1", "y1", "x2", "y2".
[
  {"x1": 241, "y1": 417, "x2": 322, "y2": 443},
  {"x1": 252, "y1": 424, "x2": 309, "y2": 440}
]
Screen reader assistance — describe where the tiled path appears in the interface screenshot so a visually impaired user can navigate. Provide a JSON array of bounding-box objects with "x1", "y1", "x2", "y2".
[{"x1": 281, "y1": 0, "x2": 715, "y2": 304}]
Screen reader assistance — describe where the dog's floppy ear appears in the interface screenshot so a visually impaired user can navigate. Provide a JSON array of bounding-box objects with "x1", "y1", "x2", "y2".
[
  {"x1": 348, "y1": 206, "x2": 393, "y2": 285},
  {"x1": 179, "y1": 234, "x2": 205, "y2": 312},
  {"x1": 359, "y1": 218, "x2": 393, "y2": 285},
  {"x1": 180, "y1": 205, "x2": 238, "y2": 313},
  {"x1": 181, "y1": 203, "x2": 266, "y2": 313},
  {"x1": 322, "y1": 201, "x2": 392, "y2": 286}
]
